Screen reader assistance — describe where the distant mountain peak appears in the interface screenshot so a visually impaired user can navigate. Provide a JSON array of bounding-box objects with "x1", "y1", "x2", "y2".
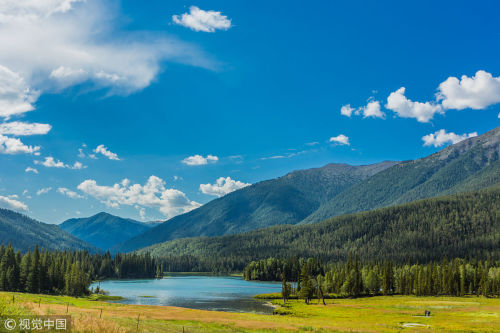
[{"x1": 60, "y1": 212, "x2": 157, "y2": 250}]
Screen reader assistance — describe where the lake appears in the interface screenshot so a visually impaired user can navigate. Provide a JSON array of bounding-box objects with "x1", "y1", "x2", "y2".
[{"x1": 90, "y1": 275, "x2": 282, "y2": 314}]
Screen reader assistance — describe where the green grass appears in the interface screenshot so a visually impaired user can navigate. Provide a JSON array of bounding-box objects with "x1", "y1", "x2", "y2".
[
  {"x1": 1, "y1": 291, "x2": 500, "y2": 332},
  {"x1": 87, "y1": 294, "x2": 125, "y2": 301}
]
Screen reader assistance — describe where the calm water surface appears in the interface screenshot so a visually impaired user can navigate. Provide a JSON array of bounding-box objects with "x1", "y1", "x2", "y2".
[{"x1": 91, "y1": 275, "x2": 281, "y2": 314}]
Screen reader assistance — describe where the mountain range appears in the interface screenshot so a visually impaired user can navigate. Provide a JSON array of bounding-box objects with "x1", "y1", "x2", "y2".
[
  {"x1": 300, "y1": 126, "x2": 500, "y2": 224},
  {"x1": 1, "y1": 126, "x2": 499, "y2": 256},
  {"x1": 113, "y1": 161, "x2": 398, "y2": 252},
  {"x1": 0, "y1": 208, "x2": 96, "y2": 252},
  {"x1": 138, "y1": 186, "x2": 500, "y2": 263},
  {"x1": 114, "y1": 126, "x2": 500, "y2": 253}
]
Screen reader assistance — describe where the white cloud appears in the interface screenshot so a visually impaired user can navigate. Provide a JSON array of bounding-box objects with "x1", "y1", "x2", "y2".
[
  {"x1": 36, "y1": 187, "x2": 52, "y2": 195},
  {"x1": 386, "y1": 87, "x2": 443, "y2": 123},
  {"x1": 200, "y1": 177, "x2": 250, "y2": 197},
  {"x1": 0, "y1": 134, "x2": 40, "y2": 154},
  {"x1": 57, "y1": 187, "x2": 83, "y2": 199},
  {"x1": 0, "y1": 121, "x2": 51, "y2": 136},
  {"x1": 34, "y1": 156, "x2": 85, "y2": 169},
  {"x1": 260, "y1": 155, "x2": 286, "y2": 160},
  {"x1": 25, "y1": 167, "x2": 38, "y2": 174},
  {"x1": 0, "y1": 195, "x2": 28, "y2": 211},
  {"x1": 0, "y1": 65, "x2": 39, "y2": 119},
  {"x1": 49, "y1": 66, "x2": 87, "y2": 85},
  {"x1": 362, "y1": 100, "x2": 385, "y2": 118},
  {"x1": 173, "y1": 6, "x2": 232, "y2": 32},
  {"x1": 77, "y1": 175, "x2": 201, "y2": 218},
  {"x1": 139, "y1": 208, "x2": 146, "y2": 221},
  {"x1": 0, "y1": 0, "x2": 214, "y2": 134},
  {"x1": 0, "y1": 0, "x2": 83, "y2": 21},
  {"x1": 72, "y1": 161, "x2": 84, "y2": 169},
  {"x1": 329, "y1": 134, "x2": 350, "y2": 146},
  {"x1": 93, "y1": 144, "x2": 120, "y2": 160},
  {"x1": 438, "y1": 70, "x2": 500, "y2": 110},
  {"x1": 340, "y1": 100, "x2": 385, "y2": 119},
  {"x1": 182, "y1": 154, "x2": 218, "y2": 166},
  {"x1": 422, "y1": 129, "x2": 478, "y2": 147},
  {"x1": 35, "y1": 156, "x2": 65, "y2": 168},
  {"x1": 340, "y1": 104, "x2": 354, "y2": 117}
]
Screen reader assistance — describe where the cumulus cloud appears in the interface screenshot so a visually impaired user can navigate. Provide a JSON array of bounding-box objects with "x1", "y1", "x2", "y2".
[
  {"x1": 0, "y1": 65, "x2": 39, "y2": 119},
  {"x1": 57, "y1": 187, "x2": 83, "y2": 199},
  {"x1": 0, "y1": 122, "x2": 51, "y2": 136},
  {"x1": 34, "y1": 156, "x2": 84, "y2": 169},
  {"x1": 329, "y1": 134, "x2": 350, "y2": 146},
  {"x1": 0, "y1": 134, "x2": 40, "y2": 154},
  {"x1": 340, "y1": 100, "x2": 385, "y2": 119},
  {"x1": 340, "y1": 104, "x2": 354, "y2": 117},
  {"x1": 422, "y1": 129, "x2": 478, "y2": 147},
  {"x1": 93, "y1": 144, "x2": 120, "y2": 160},
  {"x1": 362, "y1": 100, "x2": 385, "y2": 118},
  {"x1": 0, "y1": 195, "x2": 28, "y2": 211},
  {"x1": 36, "y1": 187, "x2": 52, "y2": 195},
  {"x1": 437, "y1": 70, "x2": 500, "y2": 110},
  {"x1": 182, "y1": 154, "x2": 218, "y2": 166},
  {"x1": 343, "y1": 70, "x2": 500, "y2": 123},
  {"x1": 25, "y1": 167, "x2": 38, "y2": 174},
  {"x1": 77, "y1": 176, "x2": 201, "y2": 218},
  {"x1": 200, "y1": 177, "x2": 250, "y2": 197},
  {"x1": 173, "y1": 6, "x2": 232, "y2": 32},
  {"x1": 386, "y1": 87, "x2": 443, "y2": 123}
]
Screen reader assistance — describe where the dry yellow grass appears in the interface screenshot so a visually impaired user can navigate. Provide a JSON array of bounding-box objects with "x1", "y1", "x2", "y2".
[{"x1": 2, "y1": 292, "x2": 500, "y2": 332}]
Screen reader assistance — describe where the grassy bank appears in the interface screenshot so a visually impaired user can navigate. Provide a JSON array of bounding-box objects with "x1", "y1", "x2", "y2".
[{"x1": 1, "y1": 292, "x2": 499, "y2": 332}]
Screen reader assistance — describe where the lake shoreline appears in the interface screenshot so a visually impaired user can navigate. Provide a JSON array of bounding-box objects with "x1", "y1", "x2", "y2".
[{"x1": 91, "y1": 275, "x2": 282, "y2": 315}]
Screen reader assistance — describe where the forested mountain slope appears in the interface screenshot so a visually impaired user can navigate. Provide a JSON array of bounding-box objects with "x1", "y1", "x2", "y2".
[
  {"x1": 60, "y1": 212, "x2": 158, "y2": 250},
  {"x1": 114, "y1": 161, "x2": 397, "y2": 252},
  {"x1": 0, "y1": 208, "x2": 97, "y2": 252},
  {"x1": 301, "y1": 126, "x2": 500, "y2": 224},
  {"x1": 139, "y1": 187, "x2": 500, "y2": 265}
]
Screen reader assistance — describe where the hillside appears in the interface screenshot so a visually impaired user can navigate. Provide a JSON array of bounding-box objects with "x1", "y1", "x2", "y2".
[
  {"x1": 114, "y1": 161, "x2": 398, "y2": 252},
  {"x1": 301, "y1": 126, "x2": 500, "y2": 224},
  {"x1": 60, "y1": 212, "x2": 159, "y2": 250},
  {"x1": 0, "y1": 208, "x2": 97, "y2": 253},
  {"x1": 139, "y1": 187, "x2": 500, "y2": 264}
]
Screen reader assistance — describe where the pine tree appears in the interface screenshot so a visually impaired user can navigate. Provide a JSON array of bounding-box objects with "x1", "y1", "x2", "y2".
[{"x1": 298, "y1": 265, "x2": 314, "y2": 304}]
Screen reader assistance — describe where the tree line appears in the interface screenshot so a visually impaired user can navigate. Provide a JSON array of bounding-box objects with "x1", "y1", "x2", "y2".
[
  {"x1": 0, "y1": 244, "x2": 159, "y2": 296},
  {"x1": 244, "y1": 255, "x2": 500, "y2": 303}
]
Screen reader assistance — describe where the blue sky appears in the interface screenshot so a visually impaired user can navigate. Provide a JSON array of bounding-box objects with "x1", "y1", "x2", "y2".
[{"x1": 0, "y1": 0, "x2": 498, "y2": 223}]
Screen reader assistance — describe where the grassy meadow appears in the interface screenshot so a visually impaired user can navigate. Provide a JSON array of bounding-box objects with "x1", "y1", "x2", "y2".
[{"x1": 0, "y1": 291, "x2": 499, "y2": 332}]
